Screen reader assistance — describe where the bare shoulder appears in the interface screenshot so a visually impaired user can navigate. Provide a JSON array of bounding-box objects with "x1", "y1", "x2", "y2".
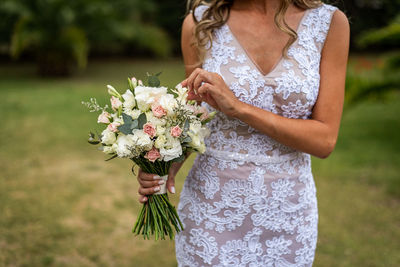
[{"x1": 325, "y1": 8, "x2": 350, "y2": 44}]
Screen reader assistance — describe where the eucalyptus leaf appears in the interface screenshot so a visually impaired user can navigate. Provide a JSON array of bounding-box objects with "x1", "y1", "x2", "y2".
[
  {"x1": 182, "y1": 136, "x2": 192, "y2": 143},
  {"x1": 137, "y1": 113, "x2": 147, "y2": 129},
  {"x1": 122, "y1": 112, "x2": 134, "y2": 124},
  {"x1": 148, "y1": 75, "x2": 160, "y2": 87},
  {"x1": 131, "y1": 119, "x2": 139, "y2": 130},
  {"x1": 118, "y1": 124, "x2": 133, "y2": 135},
  {"x1": 184, "y1": 119, "x2": 190, "y2": 131}
]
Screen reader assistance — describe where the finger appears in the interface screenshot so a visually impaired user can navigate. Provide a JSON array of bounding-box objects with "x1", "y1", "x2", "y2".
[
  {"x1": 166, "y1": 175, "x2": 176, "y2": 194},
  {"x1": 187, "y1": 89, "x2": 202, "y2": 101},
  {"x1": 138, "y1": 168, "x2": 161, "y2": 181},
  {"x1": 187, "y1": 68, "x2": 201, "y2": 92},
  {"x1": 193, "y1": 74, "x2": 205, "y2": 93},
  {"x1": 198, "y1": 82, "x2": 212, "y2": 95},
  {"x1": 138, "y1": 194, "x2": 148, "y2": 203},
  {"x1": 180, "y1": 79, "x2": 188, "y2": 87},
  {"x1": 138, "y1": 185, "x2": 161, "y2": 195},
  {"x1": 138, "y1": 179, "x2": 165, "y2": 188}
]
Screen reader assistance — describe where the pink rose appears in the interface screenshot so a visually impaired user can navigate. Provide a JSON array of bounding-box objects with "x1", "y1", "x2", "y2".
[
  {"x1": 110, "y1": 96, "x2": 122, "y2": 111},
  {"x1": 144, "y1": 147, "x2": 161, "y2": 162},
  {"x1": 97, "y1": 111, "x2": 111, "y2": 124},
  {"x1": 151, "y1": 103, "x2": 167, "y2": 118},
  {"x1": 143, "y1": 122, "x2": 156, "y2": 137},
  {"x1": 170, "y1": 125, "x2": 182, "y2": 137},
  {"x1": 107, "y1": 122, "x2": 120, "y2": 133}
]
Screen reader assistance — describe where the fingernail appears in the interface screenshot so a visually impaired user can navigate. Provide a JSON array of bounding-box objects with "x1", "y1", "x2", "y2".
[
  {"x1": 158, "y1": 180, "x2": 165, "y2": 185},
  {"x1": 154, "y1": 186, "x2": 160, "y2": 192},
  {"x1": 170, "y1": 186, "x2": 175, "y2": 194},
  {"x1": 153, "y1": 175, "x2": 160, "y2": 179}
]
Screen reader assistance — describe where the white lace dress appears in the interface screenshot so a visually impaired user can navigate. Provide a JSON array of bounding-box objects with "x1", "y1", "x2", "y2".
[{"x1": 175, "y1": 4, "x2": 337, "y2": 266}]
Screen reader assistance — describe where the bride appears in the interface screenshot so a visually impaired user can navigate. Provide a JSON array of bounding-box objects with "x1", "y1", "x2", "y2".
[{"x1": 137, "y1": 0, "x2": 349, "y2": 266}]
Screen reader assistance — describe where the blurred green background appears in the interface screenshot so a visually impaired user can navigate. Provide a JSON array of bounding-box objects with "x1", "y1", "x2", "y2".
[{"x1": 0, "y1": 0, "x2": 399, "y2": 266}]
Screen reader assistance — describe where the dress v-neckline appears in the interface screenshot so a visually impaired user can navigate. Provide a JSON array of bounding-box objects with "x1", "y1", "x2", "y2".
[{"x1": 226, "y1": 8, "x2": 311, "y2": 77}]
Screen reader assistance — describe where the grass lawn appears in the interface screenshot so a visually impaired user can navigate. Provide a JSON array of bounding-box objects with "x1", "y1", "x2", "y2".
[{"x1": 0, "y1": 58, "x2": 399, "y2": 266}]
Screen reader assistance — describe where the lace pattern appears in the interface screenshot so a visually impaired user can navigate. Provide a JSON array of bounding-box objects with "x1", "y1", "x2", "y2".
[{"x1": 177, "y1": 3, "x2": 337, "y2": 266}]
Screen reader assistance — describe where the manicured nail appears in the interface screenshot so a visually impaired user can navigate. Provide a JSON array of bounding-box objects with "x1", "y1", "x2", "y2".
[
  {"x1": 158, "y1": 180, "x2": 165, "y2": 185},
  {"x1": 153, "y1": 175, "x2": 160, "y2": 179},
  {"x1": 154, "y1": 186, "x2": 160, "y2": 192},
  {"x1": 170, "y1": 186, "x2": 175, "y2": 194}
]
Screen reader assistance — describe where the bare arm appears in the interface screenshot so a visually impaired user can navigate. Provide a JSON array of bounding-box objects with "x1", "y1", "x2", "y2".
[{"x1": 184, "y1": 10, "x2": 350, "y2": 159}]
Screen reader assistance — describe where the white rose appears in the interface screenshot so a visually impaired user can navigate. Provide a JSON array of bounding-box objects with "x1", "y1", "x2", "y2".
[
  {"x1": 122, "y1": 89, "x2": 136, "y2": 110},
  {"x1": 101, "y1": 129, "x2": 117, "y2": 145},
  {"x1": 160, "y1": 138, "x2": 182, "y2": 161},
  {"x1": 115, "y1": 134, "x2": 135, "y2": 158},
  {"x1": 132, "y1": 129, "x2": 153, "y2": 150},
  {"x1": 156, "y1": 126, "x2": 166, "y2": 136},
  {"x1": 159, "y1": 94, "x2": 177, "y2": 116},
  {"x1": 135, "y1": 86, "x2": 167, "y2": 112},
  {"x1": 154, "y1": 135, "x2": 166, "y2": 149}
]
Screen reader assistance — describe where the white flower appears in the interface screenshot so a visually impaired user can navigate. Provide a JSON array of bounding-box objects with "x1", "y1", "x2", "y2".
[
  {"x1": 160, "y1": 137, "x2": 182, "y2": 161},
  {"x1": 115, "y1": 134, "x2": 135, "y2": 158},
  {"x1": 103, "y1": 145, "x2": 115, "y2": 154},
  {"x1": 146, "y1": 111, "x2": 166, "y2": 127},
  {"x1": 187, "y1": 121, "x2": 209, "y2": 153},
  {"x1": 132, "y1": 129, "x2": 153, "y2": 150},
  {"x1": 122, "y1": 89, "x2": 136, "y2": 110},
  {"x1": 101, "y1": 129, "x2": 117, "y2": 145},
  {"x1": 134, "y1": 86, "x2": 168, "y2": 112},
  {"x1": 107, "y1": 85, "x2": 121, "y2": 98},
  {"x1": 159, "y1": 94, "x2": 177, "y2": 116},
  {"x1": 173, "y1": 83, "x2": 188, "y2": 104},
  {"x1": 156, "y1": 126, "x2": 166, "y2": 136},
  {"x1": 154, "y1": 135, "x2": 166, "y2": 149},
  {"x1": 124, "y1": 109, "x2": 141, "y2": 120}
]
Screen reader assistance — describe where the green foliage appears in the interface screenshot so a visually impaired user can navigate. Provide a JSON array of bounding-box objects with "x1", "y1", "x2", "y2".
[
  {"x1": 357, "y1": 14, "x2": 400, "y2": 48},
  {"x1": 0, "y1": 0, "x2": 172, "y2": 76}
]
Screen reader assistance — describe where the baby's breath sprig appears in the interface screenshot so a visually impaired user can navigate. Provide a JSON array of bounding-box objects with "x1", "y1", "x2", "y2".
[{"x1": 81, "y1": 98, "x2": 109, "y2": 112}]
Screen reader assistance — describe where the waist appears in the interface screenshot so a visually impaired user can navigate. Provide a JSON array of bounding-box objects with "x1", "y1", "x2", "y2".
[{"x1": 203, "y1": 147, "x2": 303, "y2": 165}]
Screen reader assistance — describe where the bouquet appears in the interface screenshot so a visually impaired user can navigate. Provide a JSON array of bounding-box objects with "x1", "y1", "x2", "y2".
[{"x1": 82, "y1": 73, "x2": 215, "y2": 240}]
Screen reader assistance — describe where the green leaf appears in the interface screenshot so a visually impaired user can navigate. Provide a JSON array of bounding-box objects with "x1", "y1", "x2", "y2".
[
  {"x1": 182, "y1": 136, "x2": 192, "y2": 143},
  {"x1": 118, "y1": 124, "x2": 133, "y2": 135},
  {"x1": 148, "y1": 75, "x2": 160, "y2": 87},
  {"x1": 122, "y1": 112, "x2": 134, "y2": 124},
  {"x1": 137, "y1": 113, "x2": 147, "y2": 129},
  {"x1": 130, "y1": 119, "x2": 139, "y2": 130},
  {"x1": 184, "y1": 119, "x2": 190, "y2": 131},
  {"x1": 167, "y1": 87, "x2": 178, "y2": 97}
]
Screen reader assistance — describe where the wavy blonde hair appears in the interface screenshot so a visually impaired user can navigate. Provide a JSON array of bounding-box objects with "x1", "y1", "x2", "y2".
[{"x1": 187, "y1": 0, "x2": 323, "y2": 61}]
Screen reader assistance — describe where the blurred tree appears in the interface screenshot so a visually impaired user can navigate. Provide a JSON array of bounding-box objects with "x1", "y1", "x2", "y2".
[
  {"x1": 327, "y1": 0, "x2": 400, "y2": 49},
  {"x1": 0, "y1": 0, "x2": 172, "y2": 76},
  {"x1": 346, "y1": 13, "x2": 400, "y2": 105}
]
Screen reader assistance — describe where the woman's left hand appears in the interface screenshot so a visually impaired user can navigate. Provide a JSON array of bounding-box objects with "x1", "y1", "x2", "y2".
[{"x1": 182, "y1": 68, "x2": 243, "y2": 117}]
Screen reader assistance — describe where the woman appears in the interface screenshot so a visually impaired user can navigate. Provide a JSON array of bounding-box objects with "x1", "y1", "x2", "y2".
[{"x1": 138, "y1": 0, "x2": 349, "y2": 265}]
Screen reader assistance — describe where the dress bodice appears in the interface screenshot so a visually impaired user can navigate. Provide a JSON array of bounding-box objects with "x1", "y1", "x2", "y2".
[{"x1": 195, "y1": 4, "x2": 337, "y2": 159}]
